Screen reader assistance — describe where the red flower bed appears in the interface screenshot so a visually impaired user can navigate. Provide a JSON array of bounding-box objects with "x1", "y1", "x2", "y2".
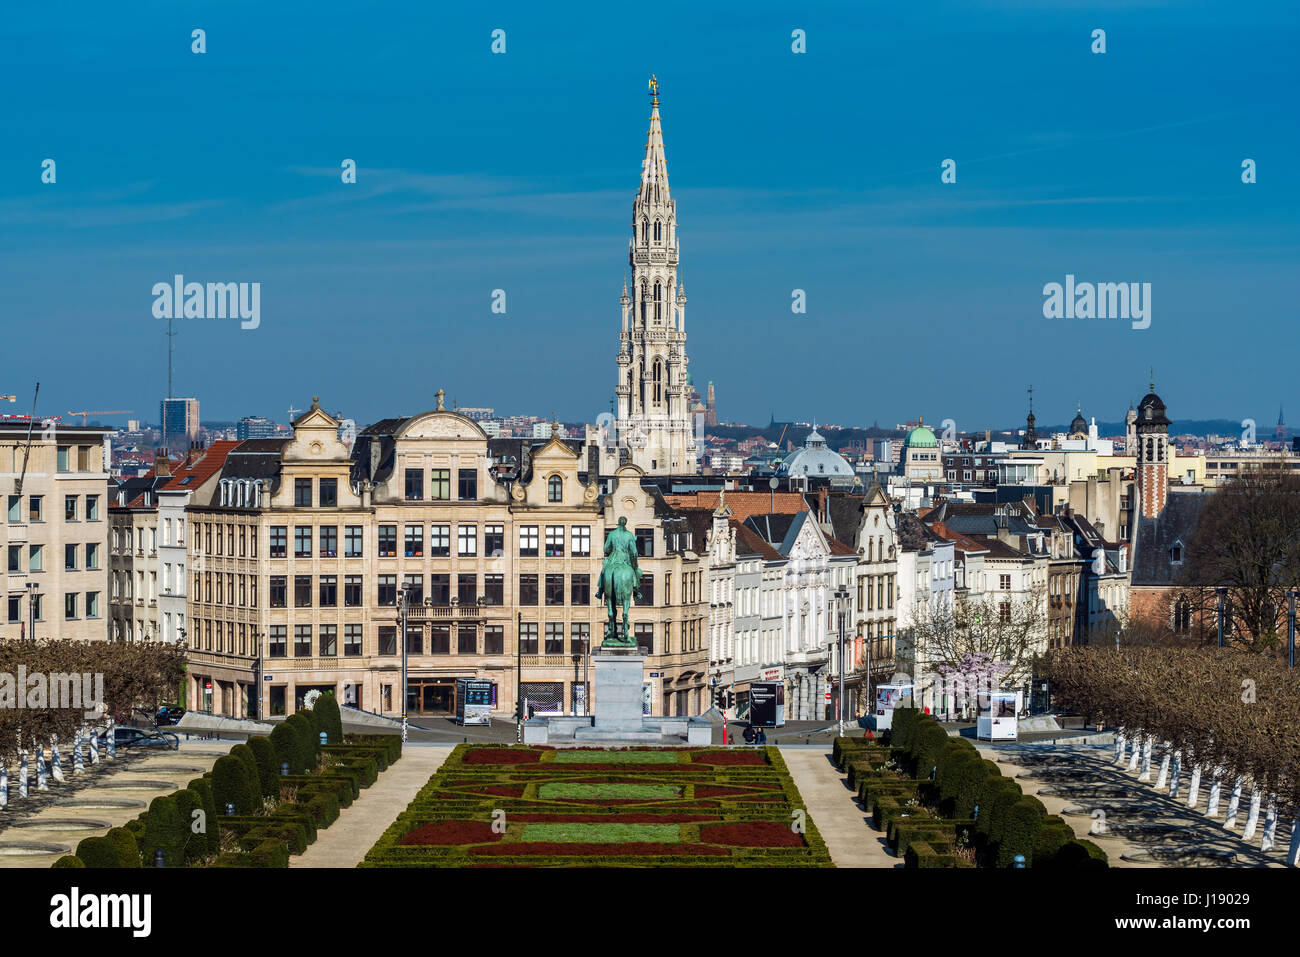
[
  {"x1": 470, "y1": 843, "x2": 730, "y2": 857},
  {"x1": 475, "y1": 785, "x2": 525, "y2": 797},
  {"x1": 400, "y1": 821, "x2": 503, "y2": 846},
  {"x1": 691, "y1": 751, "x2": 768, "y2": 766},
  {"x1": 695, "y1": 785, "x2": 780, "y2": 797},
  {"x1": 699, "y1": 822, "x2": 806, "y2": 847},
  {"x1": 509, "y1": 813, "x2": 719, "y2": 824},
  {"x1": 464, "y1": 749, "x2": 542, "y2": 765}
]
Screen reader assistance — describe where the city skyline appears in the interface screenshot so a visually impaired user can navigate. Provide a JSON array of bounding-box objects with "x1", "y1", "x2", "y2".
[{"x1": 2, "y1": 2, "x2": 1297, "y2": 429}]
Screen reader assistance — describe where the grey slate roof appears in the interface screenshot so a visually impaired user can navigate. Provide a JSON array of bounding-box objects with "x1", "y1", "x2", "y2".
[{"x1": 1132, "y1": 490, "x2": 1209, "y2": 586}]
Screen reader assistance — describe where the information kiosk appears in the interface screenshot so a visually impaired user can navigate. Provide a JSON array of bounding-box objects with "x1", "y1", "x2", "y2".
[
  {"x1": 873, "y1": 683, "x2": 914, "y2": 731},
  {"x1": 456, "y1": 679, "x2": 495, "y2": 726},
  {"x1": 976, "y1": 690, "x2": 1019, "y2": 741}
]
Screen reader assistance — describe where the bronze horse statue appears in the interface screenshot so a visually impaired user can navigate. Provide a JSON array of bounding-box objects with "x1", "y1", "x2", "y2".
[{"x1": 597, "y1": 517, "x2": 642, "y2": 647}]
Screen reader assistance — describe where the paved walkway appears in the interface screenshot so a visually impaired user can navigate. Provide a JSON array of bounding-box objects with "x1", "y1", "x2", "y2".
[
  {"x1": 0, "y1": 739, "x2": 233, "y2": 868},
  {"x1": 292, "y1": 745, "x2": 452, "y2": 868},
  {"x1": 781, "y1": 748, "x2": 898, "y2": 868}
]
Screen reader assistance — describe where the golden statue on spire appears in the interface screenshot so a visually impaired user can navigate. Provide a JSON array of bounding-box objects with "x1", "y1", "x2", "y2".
[{"x1": 649, "y1": 74, "x2": 659, "y2": 102}]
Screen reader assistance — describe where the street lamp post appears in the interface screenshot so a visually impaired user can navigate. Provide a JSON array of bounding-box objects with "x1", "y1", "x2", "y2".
[
  {"x1": 252, "y1": 631, "x2": 263, "y2": 721},
  {"x1": 834, "y1": 585, "x2": 849, "y2": 738},
  {"x1": 25, "y1": 582, "x2": 37, "y2": 643},
  {"x1": 515, "y1": 611, "x2": 524, "y2": 742},
  {"x1": 399, "y1": 584, "x2": 411, "y2": 743}
]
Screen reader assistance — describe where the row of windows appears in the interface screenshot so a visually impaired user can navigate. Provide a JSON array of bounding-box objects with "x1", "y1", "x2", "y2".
[
  {"x1": 399, "y1": 468, "x2": 479, "y2": 502},
  {"x1": 6, "y1": 542, "x2": 104, "y2": 575},
  {"x1": 7, "y1": 494, "x2": 100, "y2": 524},
  {"x1": 263, "y1": 524, "x2": 601, "y2": 560},
  {"x1": 293, "y1": 477, "x2": 340, "y2": 508},
  {"x1": 194, "y1": 569, "x2": 698, "y2": 611},
  {"x1": 56, "y1": 445, "x2": 96, "y2": 473},
  {"x1": 62, "y1": 591, "x2": 101, "y2": 620},
  {"x1": 857, "y1": 574, "x2": 897, "y2": 612},
  {"x1": 186, "y1": 614, "x2": 708, "y2": 659}
]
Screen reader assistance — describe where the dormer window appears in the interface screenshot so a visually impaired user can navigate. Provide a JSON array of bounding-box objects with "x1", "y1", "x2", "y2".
[
  {"x1": 1169, "y1": 542, "x2": 1183, "y2": 564},
  {"x1": 547, "y1": 475, "x2": 563, "y2": 503}
]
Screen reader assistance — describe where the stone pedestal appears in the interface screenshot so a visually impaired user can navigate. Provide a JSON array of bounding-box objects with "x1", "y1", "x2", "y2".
[
  {"x1": 530, "y1": 649, "x2": 713, "y2": 745},
  {"x1": 592, "y1": 652, "x2": 646, "y2": 732}
]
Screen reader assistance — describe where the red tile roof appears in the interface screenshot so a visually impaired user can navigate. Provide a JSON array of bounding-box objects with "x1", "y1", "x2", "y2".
[{"x1": 663, "y1": 490, "x2": 808, "y2": 523}]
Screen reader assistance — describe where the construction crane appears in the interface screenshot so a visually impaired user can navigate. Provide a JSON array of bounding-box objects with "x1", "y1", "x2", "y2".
[
  {"x1": 66, "y1": 409, "x2": 133, "y2": 426},
  {"x1": 15, "y1": 382, "x2": 39, "y2": 495}
]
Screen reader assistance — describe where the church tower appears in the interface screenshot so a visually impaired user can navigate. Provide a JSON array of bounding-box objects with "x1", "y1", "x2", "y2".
[
  {"x1": 1135, "y1": 374, "x2": 1171, "y2": 519},
  {"x1": 612, "y1": 76, "x2": 698, "y2": 475}
]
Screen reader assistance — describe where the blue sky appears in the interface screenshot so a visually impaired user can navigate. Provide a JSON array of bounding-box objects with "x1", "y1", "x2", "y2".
[{"x1": 2, "y1": 1, "x2": 1297, "y2": 433}]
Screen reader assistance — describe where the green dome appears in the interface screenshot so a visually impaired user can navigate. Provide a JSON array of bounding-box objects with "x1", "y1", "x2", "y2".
[{"x1": 903, "y1": 424, "x2": 938, "y2": 448}]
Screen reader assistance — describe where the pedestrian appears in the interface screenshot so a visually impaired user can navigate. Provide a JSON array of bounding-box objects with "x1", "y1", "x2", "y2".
[
  {"x1": 743, "y1": 724, "x2": 755, "y2": 745},
  {"x1": 757, "y1": 727, "x2": 767, "y2": 746}
]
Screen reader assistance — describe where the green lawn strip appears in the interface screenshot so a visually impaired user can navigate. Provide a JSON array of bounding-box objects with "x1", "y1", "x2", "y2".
[
  {"x1": 552, "y1": 750, "x2": 681, "y2": 764},
  {"x1": 537, "y1": 783, "x2": 681, "y2": 800},
  {"x1": 519, "y1": 823, "x2": 680, "y2": 843}
]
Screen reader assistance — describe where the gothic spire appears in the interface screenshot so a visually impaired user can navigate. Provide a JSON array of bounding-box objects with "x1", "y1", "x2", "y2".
[{"x1": 640, "y1": 75, "x2": 670, "y2": 203}]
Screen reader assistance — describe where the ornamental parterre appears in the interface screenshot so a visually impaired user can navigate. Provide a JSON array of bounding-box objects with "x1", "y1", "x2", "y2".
[{"x1": 363, "y1": 745, "x2": 832, "y2": 868}]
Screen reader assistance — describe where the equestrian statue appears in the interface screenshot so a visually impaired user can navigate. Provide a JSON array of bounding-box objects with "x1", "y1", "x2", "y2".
[{"x1": 596, "y1": 517, "x2": 643, "y2": 648}]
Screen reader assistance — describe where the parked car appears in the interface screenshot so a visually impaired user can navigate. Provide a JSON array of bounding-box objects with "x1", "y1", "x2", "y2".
[
  {"x1": 155, "y1": 706, "x2": 186, "y2": 727},
  {"x1": 98, "y1": 727, "x2": 180, "y2": 751}
]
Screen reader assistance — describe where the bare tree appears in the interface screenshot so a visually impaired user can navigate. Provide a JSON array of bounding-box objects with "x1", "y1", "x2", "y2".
[{"x1": 1181, "y1": 465, "x2": 1300, "y2": 655}]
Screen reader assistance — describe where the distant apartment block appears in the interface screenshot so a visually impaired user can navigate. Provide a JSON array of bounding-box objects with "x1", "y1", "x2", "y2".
[
  {"x1": 2, "y1": 423, "x2": 113, "y2": 641},
  {"x1": 237, "y1": 416, "x2": 278, "y2": 440},
  {"x1": 160, "y1": 397, "x2": 200, "y2": 445}
]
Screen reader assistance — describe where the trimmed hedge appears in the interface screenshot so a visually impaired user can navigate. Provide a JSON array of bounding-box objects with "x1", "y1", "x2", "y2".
[
  {"x1": 74, "y1": 836, "x2": 122, "y2": 869},
  {"x1": 995, "y1": 796, "x2": 1045, "y2": 868},
  {"x1": 211, "y1": 755, "x2": 257, "y2": 817},
  {"x1": 141, "y1": 795, "x2": 187, "y2": 868},
  {"x1": 881, "y1": 712, "x2": 1110, "y2": 868},
  {"x1": 247, "y1": 735, "x2": 281, "y2": 799},
  {"x1": 52, "y1": 855, "x2": 86, "y2": 868},
  {"x1": 211, "y1": 837, "x2": 289, "y2": 868},
  {"x1": 313, "y1": 692, "x2": 343, "y2": 744},
  {"x1": 284, "y1": 713, "x2": 316, "y2": 770},
  {"x1": 169, "y1": 788, "x2": 208, "y2": 863},
  {"x1": 270, "y1": 722, "x2": 303, "y2": 775},
  {"x1": 324, "y1": 744, "x2": 390, "y2": 774},
  {"x1": 345, "y1": 733, "x2": 402, "y2": 765},
  {"x1": 105, "y1": 826, "x2": 141, "y2": 868},
  {"x1": 187, "y1": 776, "x2": 221, "y2": 854}
]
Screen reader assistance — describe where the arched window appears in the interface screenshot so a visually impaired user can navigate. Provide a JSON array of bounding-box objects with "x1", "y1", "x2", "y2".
[
  {"x1": 641, "y1": 219, "x2": 648, "y2": 243},
  {"x1": 547, "y1": 475, "x2": 563, "y2": 503},
  {"x1": 640, "y1": 281, "x2": 647, "y2": 322},
  {"x1": 653, "y1": 360, "x2": 662, "y2": 404},
  {"x1": 654, "y1": 282, "x2": 662, "y2": 321},
  {"x1": 654, "y1": 220, "x2": 661, "y2": 242}
]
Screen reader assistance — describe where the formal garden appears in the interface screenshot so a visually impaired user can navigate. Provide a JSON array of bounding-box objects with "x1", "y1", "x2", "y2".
[
  {"x1": 363, "y1": 744, "x2": 832, "y2": 867},
  {"x1": 48, "y1": 694, "x2": 402, "y2": 867},
  {"x1": 834, "y1": 709, "x2": 1108, "y2": 869}
]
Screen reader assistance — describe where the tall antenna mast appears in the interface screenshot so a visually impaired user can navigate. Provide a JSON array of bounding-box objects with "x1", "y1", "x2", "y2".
[{"x1": 162, "y1": 314, "x2": 177, "y2": 455}]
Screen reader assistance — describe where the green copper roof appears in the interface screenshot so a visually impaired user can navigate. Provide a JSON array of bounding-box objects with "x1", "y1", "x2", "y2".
[{"x1": 903, "y1": 424, "x2": 938, "y2": 448}]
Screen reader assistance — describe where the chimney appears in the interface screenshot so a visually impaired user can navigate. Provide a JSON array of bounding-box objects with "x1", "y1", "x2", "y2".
[
  {"x1": 154, "y1": 449, "x2": 172, "y2": 477},
  {"x1": 817, "y1": 486, "x2": 828, "y2": 523}
]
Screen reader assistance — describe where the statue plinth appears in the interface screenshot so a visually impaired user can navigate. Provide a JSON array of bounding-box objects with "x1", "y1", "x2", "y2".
[{"x1": 590, "y1": 652, "x2": 647, "y2": 733}]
